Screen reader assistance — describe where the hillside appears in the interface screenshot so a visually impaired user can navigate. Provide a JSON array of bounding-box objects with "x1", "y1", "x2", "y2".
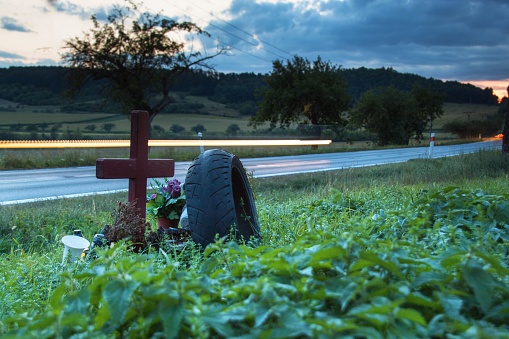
[
  {"x1": 0, "y1": 66, "x2": 501, "y2": 110},
  {"x1": 0, "y1": 66, "x2": 504, "y2": 141}
]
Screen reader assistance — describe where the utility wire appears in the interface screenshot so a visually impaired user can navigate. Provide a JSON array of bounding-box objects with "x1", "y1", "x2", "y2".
[
  {"x1": 207, "y1": 21, "x2": 288, "y2": 60},
  {"x1": 210, "y1": 36, "x2": 274, "y2": 64},
  {"x1": 159, "y1": 0, "x2": 290, "y2": 62},
  {"x1": 186, "y1": 0, "x2": 294, "y2": 58}
]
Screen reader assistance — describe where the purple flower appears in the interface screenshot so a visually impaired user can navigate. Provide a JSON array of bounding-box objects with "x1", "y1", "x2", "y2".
[
  {"x1": 162, "y1": 179, "x2": 181, "y2": 195},
  {"x1": 171, "y1": 185, "x2": 181, "y2": 198}
]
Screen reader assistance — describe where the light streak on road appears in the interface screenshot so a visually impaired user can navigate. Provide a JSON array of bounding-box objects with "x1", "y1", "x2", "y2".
[{"x1": 0, "y1": 139, "x2": 331, "y2": 149}]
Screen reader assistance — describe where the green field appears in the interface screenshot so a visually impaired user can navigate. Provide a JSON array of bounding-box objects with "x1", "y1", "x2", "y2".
[
  {"x1": 436, "y1": 103, "x2": 499, "y2": 127},
  {"x1": 0, "y1": 111, "x2": 121, "y2": 125},
  {"x1": 152, "y1": 112, "x2": 253, "y2": 133},
  {"x1": 0, "y1": 96, "x2": 501, "y2": 137},
  {"x1": 0, "y1": 95, "x2": 256, "y2": 136}
]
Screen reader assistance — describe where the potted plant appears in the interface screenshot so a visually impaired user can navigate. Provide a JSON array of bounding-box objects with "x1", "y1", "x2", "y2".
[{"x1": 146, "y1": 178, "x2": 186, "y2": 229}]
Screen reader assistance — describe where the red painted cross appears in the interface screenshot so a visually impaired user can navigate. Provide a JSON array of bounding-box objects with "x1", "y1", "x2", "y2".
[{"x1": 96, "y1": 110, "x2": 175, "y2": 220}]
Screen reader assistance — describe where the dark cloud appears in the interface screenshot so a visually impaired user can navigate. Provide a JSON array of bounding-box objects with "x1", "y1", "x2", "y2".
[
  {"x1": 0, "y1": 50, "x2": 25, "y2": 59},
  {"x1": 45, "y1": 0, "x2": 88, "y2": 19},
  {"x1": 44, "y1": 1, "x2": 113, "y2": 21},
  {"x1": 1, "y1": 17, "x2": 31, "y2": 32},
  {"x1": 206, "y1": 0, "x2": 509, "y2": 81}
]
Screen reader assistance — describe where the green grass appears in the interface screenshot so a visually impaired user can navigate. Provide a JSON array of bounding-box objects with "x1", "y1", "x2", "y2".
[
  {"x1": 436, "y1": 102, "x2": 500, "y2": 128},
  {"x1": 1, "y1": 150, "x2": 509, "y2": 336},
  {"x1": 151, "y1": 112, "x2": 252, "y2": 133},
  {"x1": 0, "y1": 111, "x2": 120, "y2": 125}
]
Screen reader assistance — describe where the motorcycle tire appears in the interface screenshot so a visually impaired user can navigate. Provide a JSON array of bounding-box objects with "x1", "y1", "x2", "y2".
[{"x1": 185, "y1": 149, "x2": 260, "y2": 248}]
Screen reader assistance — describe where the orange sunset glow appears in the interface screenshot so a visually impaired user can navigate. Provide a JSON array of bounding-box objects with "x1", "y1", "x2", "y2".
[{"x1": 463, "y1": 79, "x2": 509, "y2": 102}]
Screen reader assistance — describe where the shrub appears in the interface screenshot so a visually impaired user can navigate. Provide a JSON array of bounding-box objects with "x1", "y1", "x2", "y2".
[
  {"x1": 226, "y1": 123, "x2": 240, "y2": 135},
  {"x1": 170, "y1": 124, "x2": 185, "y2": 134},
  {"x1": 191, "y1": 124, "x2": 206, "y2": 133},
  {"x1": 103, "y1": 201, "x2": 148, "y2": 249},
  {"x1": 444, "y1": 119, "x2": 502, "y2": 138}
]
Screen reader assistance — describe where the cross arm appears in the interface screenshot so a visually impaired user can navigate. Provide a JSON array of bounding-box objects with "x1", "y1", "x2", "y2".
[{"x1": 96, "y1": 158, "x2": 175, "y2": 179}]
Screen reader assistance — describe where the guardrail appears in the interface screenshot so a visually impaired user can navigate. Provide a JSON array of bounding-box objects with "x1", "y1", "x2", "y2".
[{"x1": 0, "y1": 139, "x2": 332, "y2": 149}]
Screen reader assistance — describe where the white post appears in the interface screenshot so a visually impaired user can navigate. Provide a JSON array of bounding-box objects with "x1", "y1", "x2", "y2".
[
  {"x1": 197, "y1": 132, "x2": 204, "y2": 154},
  {"x1": 428, "y1": 132, "x2": 435, "y2": 158}
]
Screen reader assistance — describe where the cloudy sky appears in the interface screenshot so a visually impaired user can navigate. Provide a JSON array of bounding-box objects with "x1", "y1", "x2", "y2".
[{"x1": 1, "y1": 0, "x2": 508, "y2": 99}]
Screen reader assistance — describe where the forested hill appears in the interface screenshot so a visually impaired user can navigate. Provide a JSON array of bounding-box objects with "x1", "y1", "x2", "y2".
[{"x1": 0, "y1": 66, "x2": 499, "y2": 108}]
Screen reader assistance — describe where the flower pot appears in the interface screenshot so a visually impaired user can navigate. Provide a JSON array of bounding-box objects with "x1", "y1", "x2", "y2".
[
  {"x1": 157, "y1": 218, "x2": 179, "y2": 229},
  {"x1": 61, "y1": 235, "x2": 90, "y2": 263}
]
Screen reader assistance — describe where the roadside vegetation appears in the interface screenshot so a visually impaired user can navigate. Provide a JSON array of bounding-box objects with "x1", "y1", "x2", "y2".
[
  {"x1": 0, "y1": 98, "x2": 502, "y2": 171},
  {"x1": 1, "y1": 150, "x2": 508, "y2": 337}
]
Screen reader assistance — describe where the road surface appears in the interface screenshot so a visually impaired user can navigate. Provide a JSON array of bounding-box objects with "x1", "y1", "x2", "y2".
[{"x1": 0, "y1": 140, "x2": 501, "y2": 205}]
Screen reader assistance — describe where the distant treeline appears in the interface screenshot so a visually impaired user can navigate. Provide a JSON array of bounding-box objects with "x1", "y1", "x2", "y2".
[{"x1": 0, "y1": 66, "x2": 500, "y2": 108}]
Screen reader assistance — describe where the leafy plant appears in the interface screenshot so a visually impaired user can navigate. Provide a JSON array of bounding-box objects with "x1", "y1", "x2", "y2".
[
  {"x1": 103, "y1": 201, "x2": 149, "y2": 248},
  {"x1": 146, "y1": 178, "x2": 186, "y2": 221},
  {"x1": 1, "y1": 150, "x2": 509, "y2": 337}
]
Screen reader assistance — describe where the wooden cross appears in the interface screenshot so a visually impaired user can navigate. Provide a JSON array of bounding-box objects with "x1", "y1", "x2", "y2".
[{"x1": 96, "y1": 110, "x2": 175, "y2": 220}]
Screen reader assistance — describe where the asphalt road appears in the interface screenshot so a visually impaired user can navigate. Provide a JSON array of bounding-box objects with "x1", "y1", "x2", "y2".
[{"x1": 0, "y1": 140, "x2": 501, "y2": 205}]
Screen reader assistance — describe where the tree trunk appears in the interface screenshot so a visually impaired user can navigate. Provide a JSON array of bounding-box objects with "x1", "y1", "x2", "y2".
[{"x1": 503, "y1": 85, "x2": 509, "y2": 153}]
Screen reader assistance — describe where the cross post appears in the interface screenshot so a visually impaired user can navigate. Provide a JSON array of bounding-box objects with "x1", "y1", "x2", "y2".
[{"x1": 96, "y1": 110, "x2": 175, "y2": 220}]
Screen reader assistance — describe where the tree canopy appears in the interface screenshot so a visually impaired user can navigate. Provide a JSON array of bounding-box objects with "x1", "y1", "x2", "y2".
[
  {"x1": 0, "y1": 66, "x2": 500, "y2": 108},
  {"x1": 411, "y1": 86, "x2": 445, "y2": 133},
  {"x1": 250, "y1": 56, "x2": 350, "y2": 132},
  {"x1": 350, "y1": 86, "x2": 443, "y2": 146},
  {"x1": 61, "y1": 2, "x2": 223, "y2": 123}
]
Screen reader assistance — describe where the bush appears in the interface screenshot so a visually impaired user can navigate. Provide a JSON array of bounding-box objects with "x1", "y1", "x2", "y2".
[
  {"x1": 191, "y1": 124, "x2": 206, "y2": 133},
  {"x1": 170, "y1": 124, "x2": 185, "y2": 134},
  {"x1": 102, "y1": 123, "x2": 115, "y2": 132},
  {"x1": 444, "y1": 119, "x2": 502, "y2": 138},
  {"x1": 226, "y1": 124, "x2": 240, "y2": 135}
]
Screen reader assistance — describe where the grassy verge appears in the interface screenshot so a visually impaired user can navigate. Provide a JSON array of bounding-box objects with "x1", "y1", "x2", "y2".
[{"x1": 1, "y1": 150, "x2": 508, "y2": 337}]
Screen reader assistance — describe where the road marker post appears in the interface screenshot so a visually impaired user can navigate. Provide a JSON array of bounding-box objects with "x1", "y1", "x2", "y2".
[
  {"x1": 197, "y1": 132, "x2": 204, "y2": 154},
  {"x1": 428, "y1": 132, "x2": 435, "y2": 158}
]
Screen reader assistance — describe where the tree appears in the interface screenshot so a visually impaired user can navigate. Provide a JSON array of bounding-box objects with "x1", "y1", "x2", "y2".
[
  {"x1": 503, "y1": 85, "x2": 509, "y2": 153},
  {"x1": 102, "y1": 123, "x2": 115, "y2": 132},
  {"x1": 226, "y1": 124, "x2": 240, "y2": 135},
  {"x1": 191, "y1": 124, "x2": 206, "y2": 133},
  {"x1": 170, "y1": 124, "x2": 185, "y2": 134},
  {"x1": 412, "y1": 86, "x2": 445, "y2": 135},
  {"x1": 444, "y1": 120, "x2": 501, "y2": 139},
  {"x1": 61, "y1": 2, "x2": 223, "y2": 124},
  {"x1": 25, "y1": 125, "x2": 38, "y2": 132},
  {"x1": 50, "y1": 124, "x2": 61, "y2": 139},
  {"x1": 39, "y1": 122, "x2": 49, "y2": 132},
  {"x1": 251, "y1": 55, "x2": 350, "y2": 134},
  {"x1": 350, "y1": 86, "x2": 429, "y2": 146}
]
